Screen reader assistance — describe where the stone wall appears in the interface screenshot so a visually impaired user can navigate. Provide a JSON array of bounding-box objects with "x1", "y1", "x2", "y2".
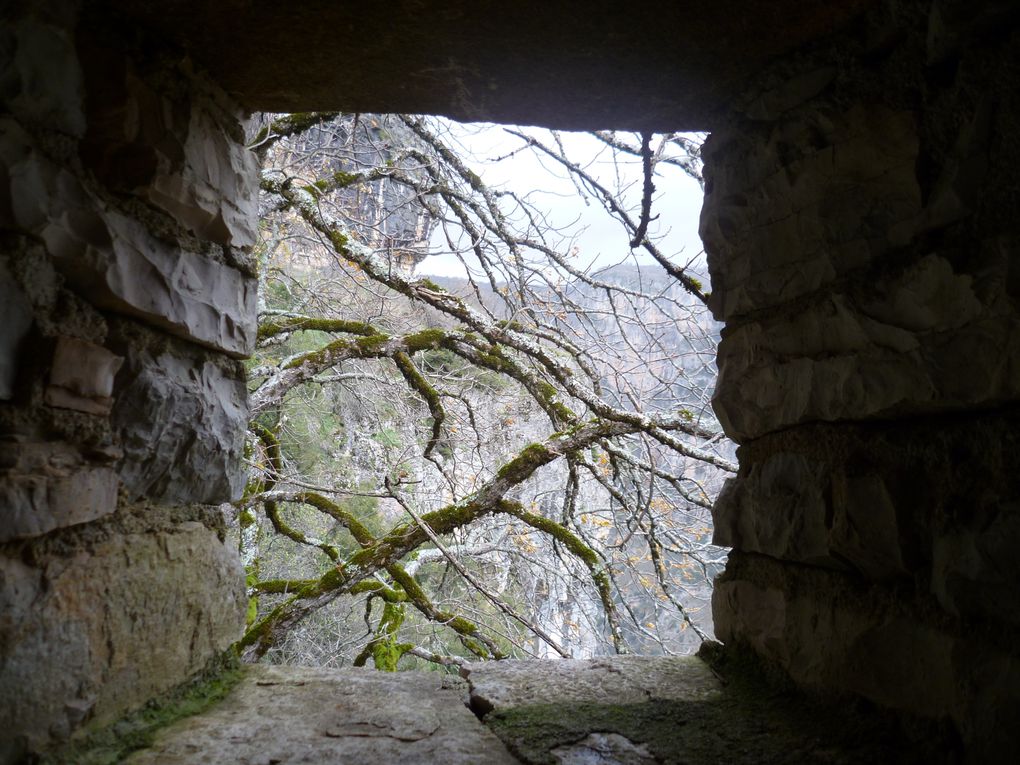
[
  {"x1": 703, "y1": 0, "x2": 1020, "y2": 756},
  {"x1": 0, "y1": 1, "x2": 252, "y2": 759}
]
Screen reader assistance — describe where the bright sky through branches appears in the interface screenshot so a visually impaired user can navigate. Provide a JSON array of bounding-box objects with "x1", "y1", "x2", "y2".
[{"x1": 419, "y1": 124, "x2": 706, "y2": 279}]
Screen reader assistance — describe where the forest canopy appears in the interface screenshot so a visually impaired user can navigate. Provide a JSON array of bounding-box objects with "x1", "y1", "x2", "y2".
[{"x1": 237, "y1": 113, "x2": 733, "y2": 668}]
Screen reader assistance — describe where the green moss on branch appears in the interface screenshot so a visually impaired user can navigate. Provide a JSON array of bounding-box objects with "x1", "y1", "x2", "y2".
[
  {"x1": 496, "y1": 443, "x2": 554, "y2": 483},
  {"x1": 258, "y1": 317, "x2": 377, "y2": 342}
]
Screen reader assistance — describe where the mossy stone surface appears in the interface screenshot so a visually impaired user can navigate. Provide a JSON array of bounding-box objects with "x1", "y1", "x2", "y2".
[{"x1": 475, "y1": 653, "x2": 941, "y2": 765}]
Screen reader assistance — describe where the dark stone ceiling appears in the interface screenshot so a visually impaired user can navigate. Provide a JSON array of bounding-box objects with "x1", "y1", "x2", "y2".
[{"x1": 98, "y1": 0, "x2": 876, "y2": 131}]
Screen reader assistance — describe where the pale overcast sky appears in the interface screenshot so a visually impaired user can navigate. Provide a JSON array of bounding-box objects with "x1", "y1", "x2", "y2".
[{"x1": 418, "y1": 125, "x2": 706, "y2": 279}]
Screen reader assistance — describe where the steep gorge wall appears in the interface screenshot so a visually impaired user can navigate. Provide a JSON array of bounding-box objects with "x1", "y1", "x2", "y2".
[
  {"x1": 0, "y1": 2, "x2": 252, "y2": 758},
  {"x1": 703, "y1": 0, "x2": 1020, "y2": 755}
]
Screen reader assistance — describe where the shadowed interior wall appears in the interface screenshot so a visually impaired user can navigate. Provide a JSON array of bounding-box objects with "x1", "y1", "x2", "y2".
[
  {"x1": 703, "y1": 1, "x2": 1020, "y2": 756},
  {"x1": 0, "y1": 2, "x2": 250, "y2": 759},
  {"x1": 1, "y1": 0, "x2": 1018, "y2": 760}
]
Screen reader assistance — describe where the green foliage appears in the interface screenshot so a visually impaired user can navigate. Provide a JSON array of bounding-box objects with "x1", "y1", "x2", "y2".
[
  {"x1": 370, "y1": 601, "x2": 413, "y2": 671},
  {"x1": 342, "y1": 492, "x2": 386, "y2": 539},
  {"x1": 279, "y1": 389, "x2": 342, "y2": 474},
  {"x1": 373, "y1": 427, "x2": 402, "y2": 449},
  {"x1": 244, "y1": 572, "x2": 259, "y2": 626},
  {"x1": 420, "y1": 348, "x2": 462, "y2": 375},
  {"x1": 263, "y1": 278, "x2": 296, "y2": 311}
]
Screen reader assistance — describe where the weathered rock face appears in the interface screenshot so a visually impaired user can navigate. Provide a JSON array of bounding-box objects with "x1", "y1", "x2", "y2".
[
  {"x1": 704, "y1": 0, "x2": 1020, "y2": 756},
  {"x1": 0, "y1": 440, "x2": 119, "y2": 542},
  {"x1": 1, "y1": 0, "x2": 253, "y2": 758},
  {"x1": 465, "y1": 655, "x2": 913, "y2": 764},
  {"x1": 110, "y1": 323, "x2": 248, "y2": 504},
  {"x1": 0, "y1": 519, "x2": 245, "y2": 761}
]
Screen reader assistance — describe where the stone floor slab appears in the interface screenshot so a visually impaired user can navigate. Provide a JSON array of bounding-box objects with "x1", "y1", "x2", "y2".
[
  {"x1": 463, "y1": 655, "x2": 723, "y2": 714},
  {"x1": 124, "y1": 665, "x2": 519, "y2": 765}
]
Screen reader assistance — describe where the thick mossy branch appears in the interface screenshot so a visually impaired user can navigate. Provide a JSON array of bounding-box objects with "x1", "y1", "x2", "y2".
[
  {"x1": 248, "y1": 112, "x2": 340, "y2": 158},
  {"x1": 496, "y1": 443, "x2": 553, "y2": 483},
  {"x1": 387, "y1": 564, "x2": 501, "y2": 660},
  {"x1": 253, "y1": 578, "x2": 317, "y2": 594},
  {"x1": 241, "y1": 490, "x2": 497, "y2": 661},
  {"x1": 353, "y1": 600, "x2": 413, "y2": 671},
  {"x1": 258, "y1": 317, "x2": 378, "y2": 343},
  {"x1": 251, "y1": 326, "x2": 452, "y2": 417},
  {"x1": 351, "y1": 579, "x2": 407, "y2": 602},
  {"x1": 302, "y1": 167, "x2": 395, "y2": 199},
  {"x1": 393, "y1": 351, "x2": 444, "y2": 459},
  {"x1": 295, "y1": 491, "x2": 377, "y2": 547},
  {"x1": 266, "y1": 501, "x2": 339, "y2": 562}
]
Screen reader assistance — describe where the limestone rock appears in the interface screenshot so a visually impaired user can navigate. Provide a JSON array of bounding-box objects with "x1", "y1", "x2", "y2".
[
  {"x1": 111, "y1": 342, "x2": 248, "y2": 504},
  {"x1": 0, "y1": 440, "x2": 119, "y2": 541},
  {"x1": 932, "y1": 508, "x2": 1020, "y2": 628},
  {"x1": 712, "y1": 556, "x2": 1020, "y2": 760},
  {"x1": 78, "y1": 39, "x2": 258, "y2": 250},
  {"x1": 0, "y1": 521, "x2": 246, "y2": 759},
  {"x1": 0, "y1": 114, "x2": 257, "y2": 358},
  {"x1": 713, "y1": 248, "x2": 1020, "y2": 442},
  {"x1": 124, "y1": 665, "x2": 519, "y2": 765},
  {"x1": 0, "y1": 4, "x2": 86, "y2": 137},
  {"x1": 92, "y1": 1, "x2": 876, "y2": 130},
  {"x1": 463, "y1": 655, "x2": 723, "y2": 713},
  {"x1": 740, "y1": 67, "x2": 836, "y2": 122},
  {"x1": 713, "y1": 452, "x2": 912, "y2": 580},
  {"x1": 552, "y1": 732, "x2": 656, "y2": 765},
  {"x1": 44, "y1": 335, "x2": 123, "y2": 415},
  {"x1": 701, "y1": 103, "x2": 922, "y2": 322}
]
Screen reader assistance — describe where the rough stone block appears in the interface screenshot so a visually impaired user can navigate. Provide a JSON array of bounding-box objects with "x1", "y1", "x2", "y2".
[
  {"x1": 44, "y1": 335, "x2": 123, "y2": 415},
  {"x1": 932, "y1": 505, "x2": 1020, "y2": 628},
  {"x1": 85, "y1": 208, "x2": 258, "y2": 357},
  {"x1": 111, "y1": 342, "x2": 248, "y2": 505},
  {"x1": 0, "y1": 441, "x2": 119, "y2": 541},
  {"x1": 713, "y1": 452, "x2": 911, "y2": 580},
  {"x1": 713, "y1": 557, "x2": 1020, "y2": 759},
  {"x1": 0, "y1": 521, "x2": 246, "y2": 759},
  {"x1": 0, "y1": 4, "x2": 86, "y2": 137},
  {"x1": 713, "y1": 249, "x2": 1020, "y2": 441},
  {"x1": 0, "y1": 117, "x2": 257, "y2": 357},
  {"x1": 463, "y1": 655, "x2": 723, "y2": 713},
  {"x1": 142, "y1": 100, "x2": 259, "y2": 250},
  {"x1": 78, "y1": 42, "x2": 258, "y2": 249},
  {"x1": 702, "y1": 103, "x2": 922, "y2": 321},
  {"x1": 712, "y1": 455, "x2": 836, "y2": 568},
  {"x1": 741, "y1": 67, "x2": 836, "y2": 121}
]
